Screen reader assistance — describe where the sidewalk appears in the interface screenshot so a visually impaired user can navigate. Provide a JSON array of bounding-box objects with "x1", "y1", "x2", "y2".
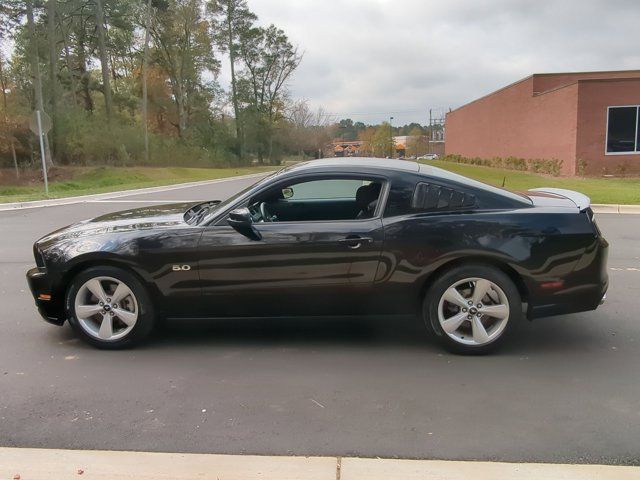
[{"x1": 1, "y1": 448, "x2": 638, "y2": 480}]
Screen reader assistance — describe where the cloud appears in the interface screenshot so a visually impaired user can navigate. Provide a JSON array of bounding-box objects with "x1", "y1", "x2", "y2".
[{"x1": 217, "y1": 0, "x2": 640, "y2": 125}]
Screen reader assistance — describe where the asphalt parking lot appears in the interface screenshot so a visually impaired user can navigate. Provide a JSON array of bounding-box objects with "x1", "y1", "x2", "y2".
[{"x1": 1, "y1": 176, "x2": 639, "y2": 465}]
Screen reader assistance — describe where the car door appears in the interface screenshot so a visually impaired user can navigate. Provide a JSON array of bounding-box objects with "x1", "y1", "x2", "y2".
[{"x1": 195, "y1": 176, "x2": 386, "y2": 318}]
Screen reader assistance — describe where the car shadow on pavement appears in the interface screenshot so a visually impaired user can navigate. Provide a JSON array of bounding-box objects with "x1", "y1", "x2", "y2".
[
  {"x1": 151, "y1": 314, "x2": 435, "y2": 350},
  {"x1": 152, "y1": 312, "x2": 606, "y2": 354},
  {"x1": 48, "y1": 311, "x2": 608, "y2": 355},
  {"x1": 501, "y1": 313, "x2": 610, "y2": 354}
]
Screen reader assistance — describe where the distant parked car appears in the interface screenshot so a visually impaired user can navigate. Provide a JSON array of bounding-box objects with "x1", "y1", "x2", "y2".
[
  {"x1": 27, "y1": 158, "x2": 608, "y2": 354},
  {"x1": 418, "y1": 153, "x2": 439, "y2": 160}
]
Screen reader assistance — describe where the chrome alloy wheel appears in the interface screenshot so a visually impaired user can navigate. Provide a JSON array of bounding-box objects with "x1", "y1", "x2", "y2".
[
  {"x1": 437, "y1": 277, "x2": 510, "y2": 346},
  {"x1": 74, "y1": 276, "x2": 138, "y2": 341}
]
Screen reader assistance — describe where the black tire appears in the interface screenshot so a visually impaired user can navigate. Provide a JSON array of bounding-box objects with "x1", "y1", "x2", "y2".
[
  {"x1": 423, "y1": 264, "x2": 521, "y2": 355},
  {"x1": 65, "y1": 266, "x2": 155, "y2": 349}
]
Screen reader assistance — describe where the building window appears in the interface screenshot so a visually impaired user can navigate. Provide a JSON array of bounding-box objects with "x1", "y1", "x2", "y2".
[{"x1": 606, "y1": 106, "x2": 639, "y2": 154}]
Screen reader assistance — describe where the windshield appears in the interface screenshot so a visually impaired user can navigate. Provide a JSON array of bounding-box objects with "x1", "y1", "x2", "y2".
[{"x1": 197, "y1": 170, "x2": 282, "y2": 225}]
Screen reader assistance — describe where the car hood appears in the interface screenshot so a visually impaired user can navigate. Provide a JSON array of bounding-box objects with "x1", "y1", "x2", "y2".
[{"x1": 37, "y1": 202, "x2": 201, "y2": 244}]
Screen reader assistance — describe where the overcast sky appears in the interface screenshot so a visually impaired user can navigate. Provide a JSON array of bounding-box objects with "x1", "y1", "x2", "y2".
[{"x1": 219, "y1": 0, "x2": 640, "y2": 125}]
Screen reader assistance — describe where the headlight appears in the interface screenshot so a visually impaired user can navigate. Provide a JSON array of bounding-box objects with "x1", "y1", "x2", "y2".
[{"x1": 33, "y1": 244, "x2": 46, "y2": 268}]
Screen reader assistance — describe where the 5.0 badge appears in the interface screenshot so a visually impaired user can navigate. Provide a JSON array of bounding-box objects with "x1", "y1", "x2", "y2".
[{"x1": 172, "y1": 265, "x2": 191, "y2": 271}]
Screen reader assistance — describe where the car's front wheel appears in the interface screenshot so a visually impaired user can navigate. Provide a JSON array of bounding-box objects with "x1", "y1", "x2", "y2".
[
  {"x1": 65, "y1": 266, "x2": 155, "y2": 349},
  {"x1": 423, "y1": 265, "x2": 521, "y2": 354}
]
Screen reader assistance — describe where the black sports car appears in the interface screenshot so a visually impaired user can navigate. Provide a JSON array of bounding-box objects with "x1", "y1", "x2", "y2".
[{"x1": 27, "y1": 158, "x2": 608, "y2": 354}]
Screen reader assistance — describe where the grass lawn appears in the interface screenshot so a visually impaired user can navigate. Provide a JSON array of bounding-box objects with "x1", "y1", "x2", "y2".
[
  {"x1": 424, "y1": 160, "x2": 640, "y2": 205},
  {"x1": 0, "y1": 166, "x2": 275, "y2": 204},
  {"x1": 3, "y1": 161, "x2": 638, "y2": 205}
]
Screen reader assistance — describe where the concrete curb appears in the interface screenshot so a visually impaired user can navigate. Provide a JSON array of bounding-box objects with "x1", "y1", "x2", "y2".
[
  {"x1": 1, "y1": 448, "x2": 639, "y2": 480},
  {"x1": 0, "y1": 172, "x2": 271, "y2": 212},
  {"x1": 592, "y1": 204, "x2": 640, "y2": 214},
  {"x1": 342, "y1": 457, "x2": 640, "y2": 480}
]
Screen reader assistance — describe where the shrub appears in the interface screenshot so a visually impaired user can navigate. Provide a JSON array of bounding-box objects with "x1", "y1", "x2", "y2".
[
  {"x1": 440, "y1": 155, "x2": 563, "y2": 176},
  {"x1": 53, "y1": 109, "x2": 238, "y2": 168}
]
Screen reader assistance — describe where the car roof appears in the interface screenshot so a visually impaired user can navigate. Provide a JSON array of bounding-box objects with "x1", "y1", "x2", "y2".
[
  {"x1": 283, "y1": 157, "x2": 421, "y2": 173},
  {"x1": 282, "y1": 157, "x2": 530, "y2": 205}
]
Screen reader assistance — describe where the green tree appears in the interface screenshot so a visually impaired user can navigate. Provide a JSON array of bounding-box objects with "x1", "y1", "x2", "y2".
[
  {"x1": 93, "y1": 0, "x2": 112, "y2": 117},
  {"x1": 357, "y1": 126, "x2": 376, "y2": 156},
  {"x1": 0, "y1": 2, "x2": 22, "y2": 175},
  {"x1": 0, "y1": 0, "x2": 309, "y2": 169},
  {"x1": 372, "y1": 122, "x2": 393, "y2": 157},
  {"x1": 26, "y1": 0, "x2": 55, "y2": 165},
  {"x1": 407, "y1": 126, "x2": 427, "y2": 157},
  {"x1": 208, "y1": 0, "x2": 256, "y2": 160},
  {"x1": 150, "y1": 0, "x2": 219, "y2": 137},
  {"x1": 238, "y1": 24, "x2": 301, "y2": 162},
  {"x1": 0, "y1": 54, "x2": 21, "y2": 177},
  {"x1": 141, "y1": 0, "x2": 153, "y2": 162}
]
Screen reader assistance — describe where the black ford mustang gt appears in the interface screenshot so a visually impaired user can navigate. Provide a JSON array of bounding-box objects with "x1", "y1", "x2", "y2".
[{"x1": 27, "y1": 158, "x2": 608, "y2": 354}]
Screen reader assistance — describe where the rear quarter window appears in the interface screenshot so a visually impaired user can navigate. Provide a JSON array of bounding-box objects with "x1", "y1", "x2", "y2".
[{"x1": 412, "y1": 182, "x2": 477, "y2": 212}]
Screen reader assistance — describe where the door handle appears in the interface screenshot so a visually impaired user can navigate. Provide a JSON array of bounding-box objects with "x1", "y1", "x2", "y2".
[{"x1": 339, "y1": 236, "x2": 374, "y2": 249}]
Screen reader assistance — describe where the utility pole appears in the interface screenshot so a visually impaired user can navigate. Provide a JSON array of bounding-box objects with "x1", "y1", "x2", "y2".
[
  {"x1": 428, "y1": 108, "x2": 432, "y2": 154},
  {"x1": 389, "y1": 116, "x2": 394, "y2": 158}
]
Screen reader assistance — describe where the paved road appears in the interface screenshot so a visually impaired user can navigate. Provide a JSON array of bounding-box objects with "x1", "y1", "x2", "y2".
[{"x1": 1, "y1": 177, "x2": 639, "y2": 465}]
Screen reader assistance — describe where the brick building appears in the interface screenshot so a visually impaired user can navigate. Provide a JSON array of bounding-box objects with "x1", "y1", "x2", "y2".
[{"x1": 445, "y1": 70, "x2": 640, "y2": 175}]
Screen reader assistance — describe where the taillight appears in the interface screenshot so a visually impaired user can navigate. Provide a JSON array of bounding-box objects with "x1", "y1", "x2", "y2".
[{"x1": 585, "y1": 208, "x2": 601, "y2": 236}]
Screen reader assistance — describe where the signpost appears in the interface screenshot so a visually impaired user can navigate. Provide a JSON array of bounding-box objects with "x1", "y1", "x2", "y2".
[{"x1": 29, "y1": 110, "x2": 52, "y2": 195}]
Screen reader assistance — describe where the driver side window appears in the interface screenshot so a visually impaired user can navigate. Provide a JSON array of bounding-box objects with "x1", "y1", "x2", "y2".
[{"x1": 249, "y1": 177, "x2": 383, "y2": 223}]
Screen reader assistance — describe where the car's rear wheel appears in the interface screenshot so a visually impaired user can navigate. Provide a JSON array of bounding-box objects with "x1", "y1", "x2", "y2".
[
  {"x1": 66, "y1": 266, "x2": 154, "y2": 349},
  {"x1": 423, "y1": 265, "x2": 521, "y2": 354}
]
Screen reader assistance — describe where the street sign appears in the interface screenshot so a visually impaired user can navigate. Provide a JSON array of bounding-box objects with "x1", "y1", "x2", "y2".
[{"x1": 29, "y1": 110, "x2": 52, "y2": 135}]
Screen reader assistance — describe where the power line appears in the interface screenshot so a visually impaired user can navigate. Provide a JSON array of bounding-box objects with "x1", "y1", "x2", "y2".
[{"x1": 319, "y1": 109, "x2": 429, "y2": 117}]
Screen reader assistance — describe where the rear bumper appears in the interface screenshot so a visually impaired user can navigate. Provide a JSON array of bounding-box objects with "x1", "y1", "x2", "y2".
[
  {"x1": 527, "y1": 279, "x2": 608, "y2": 318},
  {"x1": 527, "y1": 236, "x2": 609, "y2": 319},
  {"x1": 26, "y1": 267, "x2": 65, "y2": 326}
]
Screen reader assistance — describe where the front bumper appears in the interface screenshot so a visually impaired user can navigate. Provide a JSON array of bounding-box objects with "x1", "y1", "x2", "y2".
[{"x1": 26, "y1": 267, "x2": 65, "y2": 326}]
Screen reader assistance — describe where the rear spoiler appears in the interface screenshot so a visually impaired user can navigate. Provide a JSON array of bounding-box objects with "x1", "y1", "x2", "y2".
[{"x1": 529, "y1": 188, "x2": 591, "y2": 211}]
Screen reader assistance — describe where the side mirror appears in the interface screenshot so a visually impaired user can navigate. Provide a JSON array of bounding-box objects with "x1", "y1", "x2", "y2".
[
  {"x1": 228, "y1": 208, "x2": 261, "y2": 240},
  {"x1": 282, "y1": 187, "x2": 294, "y2": 199}
]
